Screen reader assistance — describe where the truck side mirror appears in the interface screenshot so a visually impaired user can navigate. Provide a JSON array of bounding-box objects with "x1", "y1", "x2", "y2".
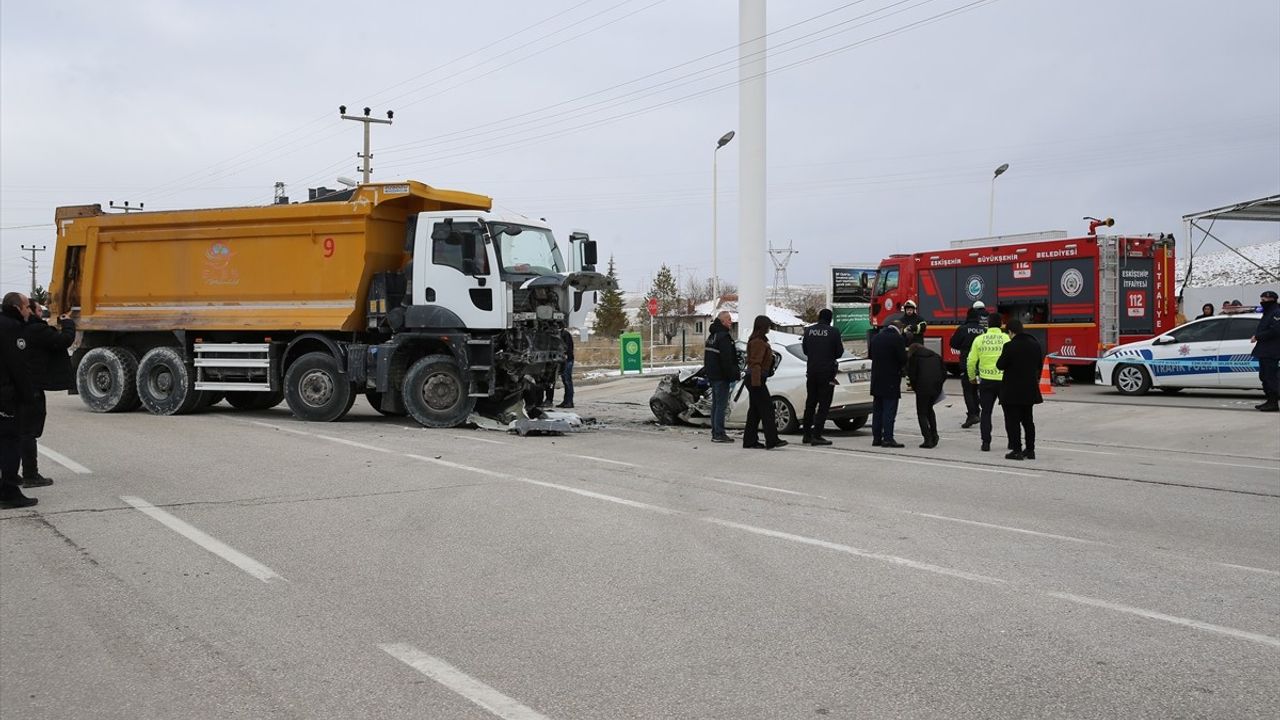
[
  {"x1": 431, "y1": 219, "x2": 453, "y2": 242},
  {"x1": 583, "y1": 240, "x2": 598, "y2": 268}
]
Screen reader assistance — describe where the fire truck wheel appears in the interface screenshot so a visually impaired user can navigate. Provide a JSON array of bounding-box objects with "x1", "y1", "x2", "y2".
[
  {"x1": 284, "y1": 352, "x2": 354, "y2": 422},
  {"x1": 403, "y1": 354, "x2": 476, "y2": 428},
  {"x1": 366, "y1": 390, "x2": 406, "y2": 417},
  {"x1": 76, "y1": 346, "x2": 141, "y2": 413},
  {"x1": 772, "y1": 396, "x2": 799, "y2": 435},
  {"x1": 136, "y1": 347, "x2": 203, "y2": 416},
  {"x1": 1113, "y1": 364, "x2": 1152, "y2": 396},
  {"x1": 834, "y1": 415, "x2": 868, "y2": 432}
]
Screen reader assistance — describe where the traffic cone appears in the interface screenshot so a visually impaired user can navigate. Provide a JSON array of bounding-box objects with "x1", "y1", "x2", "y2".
[{"x1": 1039, "y1": 362, "x2": 1055, "y2": 396}]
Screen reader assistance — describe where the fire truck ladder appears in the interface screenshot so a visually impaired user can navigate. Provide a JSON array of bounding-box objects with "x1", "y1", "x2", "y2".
[{"x1": 1098, "y1": 236, "x2": 1120, "y2": 348}]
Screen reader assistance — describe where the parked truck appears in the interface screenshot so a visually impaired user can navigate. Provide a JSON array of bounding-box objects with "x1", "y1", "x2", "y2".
[{"x1": 48, "y1": 180, "x2": 614, "y2": 427}]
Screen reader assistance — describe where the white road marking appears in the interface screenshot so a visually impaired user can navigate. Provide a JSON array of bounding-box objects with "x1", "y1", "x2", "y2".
[
  {"x1": 313, "y1": 434, "x2": 392, "y2": 453},
  {"x1": 37, "y1": 446, "x2": 91, "y2": 474},
  {"x1": 707, "y1": 477, "x2": 826, "y2": 498},
  {"x1": 119, "y1": 496, "x2": 284, "y2": 583},
  {"x1": 452, "y1": 435, "x2": 509, "y2": 445},
  {"x1": 1214, "y1": 562, "x2": 1280, "y2": 577},
  {"x1": 902, "y1": 511, "x2": 1106, "y2": 545},
  {"x1": 1041, "y1": 445, "x2": 1119, "y2": 457},
  {"x1": 378, "y1": 643, "x2": 553, "y2": 720},
  {"x1": 568, "y1": 454, "x2": 637, "y2": 468},
  {"x1": 247, "y1": 419, "x2": 311, "y2": 436},
  {"x1": 797, "y1": 447, "x2": 1041, "y2": 478},
  {"x1": 703, "y1": 517, "x2": 1008, "y2": 585},
  {"x1": 1185, "y1": 458, "x2": 1279, "y2": 471},
  {"x1": 1043, "y1": 591, "x2": 1280, "y2": 650}
]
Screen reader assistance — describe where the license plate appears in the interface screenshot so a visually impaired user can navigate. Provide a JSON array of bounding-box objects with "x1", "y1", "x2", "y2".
[{"x1": 847, "y1": 371, "x2": 870, "y2": 383}]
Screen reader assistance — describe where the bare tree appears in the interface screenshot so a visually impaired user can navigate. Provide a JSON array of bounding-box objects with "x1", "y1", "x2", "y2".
[{"x1": 785, "y1": 287, "x2": 827, "y2": 324}]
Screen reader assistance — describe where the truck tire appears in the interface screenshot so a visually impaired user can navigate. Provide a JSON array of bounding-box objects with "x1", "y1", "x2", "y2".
[
  {"x1": 402, "y1": 354, "x2": 476, "y2": 428},
  {"x1": 76, "y1": 346, "x2": 141, "y2": 413},
  {"x1": 366, "y1": 390, "x2": 406, "y2": 417},
  {"x1": 226, "y1": 390, "x2": 284, "y2": 411},
  {"x1": 137, "y1": 347, "x2": 202, "y2": 415},
  {"x1": 284, "y1": 352, "x2": 353, "y2": 422}
]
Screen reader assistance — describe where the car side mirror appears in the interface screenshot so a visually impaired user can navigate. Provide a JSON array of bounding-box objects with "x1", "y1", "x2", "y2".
[{"x1": 1152, "y1": 334, "x2": 1175, "y2": 345}]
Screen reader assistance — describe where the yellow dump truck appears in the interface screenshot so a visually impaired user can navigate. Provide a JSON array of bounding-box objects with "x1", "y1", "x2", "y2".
[{"x1": 49, "y1": 180, "x2": 612, "y2": 426}]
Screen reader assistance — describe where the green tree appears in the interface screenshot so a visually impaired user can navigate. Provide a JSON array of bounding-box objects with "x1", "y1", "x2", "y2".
[
  {"x1": 636, "y1": 264, "x2": 682, "y2": 343},
  {"x1": 593, "y1": 256, "x2": 630, "y2": 339},
  {"x1": 31, "y1": 285, "x2": 50, "y2": 305}
]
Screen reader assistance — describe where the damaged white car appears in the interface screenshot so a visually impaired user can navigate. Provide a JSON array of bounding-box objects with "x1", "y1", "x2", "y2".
[{"x1": 650, "y1": 331, "x2": 873, "y2": 434}]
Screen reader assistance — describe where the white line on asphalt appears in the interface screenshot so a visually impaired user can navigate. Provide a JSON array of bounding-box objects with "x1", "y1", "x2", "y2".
[
  {"x1": 707, "y1": 477, "x2": 826, "y2": 498},
  {"x1": 119, "y1": 496, "x2": 285, "y2": 583},
  {"x1": 1214, "y1": 562, "x2": 1280, "y2": 577},
  {"x1": 37, "y1": 446, "x2": 91, "y2": 474},
  {"x1": 1043, "y1": 591, "x2": 1280, "y2": 650},
  {"x1": 797, "y1": 447, "x2": 1041, "y2": 478},
  {"x1": 1040, "y1": 445, "x2": 1120, "y2": 457},
  {"x1": 378, "y1": 643, "x2": 553, "y2": 720},
  {"x1": 247, "y1": 419, "x2": 312, "y2": 436},
  {"x1": 313, "y1": 434, "x2": 392, "y2": 453},
  {"x1": 407, "y1": 455, "x2": 681, "y2": 515},
  {"x1": 1185, "y1": 458, "x2": 1280, "y2": 471},
  {"x1": 703, "y1": 517, "x2": 1009, "y2": 585},
  {"x1": 568, "y1": 454, "x2": 637, "y2": 468},
  {"x1": 902, "y1": 511, "x2": 1106, "y2": 545},
  {"x1": 452, "y1": 435, "x2": 509, "y2": 445}
]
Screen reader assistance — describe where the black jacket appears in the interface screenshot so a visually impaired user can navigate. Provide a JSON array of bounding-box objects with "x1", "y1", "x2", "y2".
[
  {"x1": 23, "y1": 315, "x2": 76, "y2": 391},
  {"x1": 0, "y1": 306, "x2": 35, "y2": 417},
  {"x1": 1252, "y1": 301, "x2": 1280, "y2": 359},
  {"x1": 801, "y1": 320, "x2": 844, "y2": 379},
  {"x1": 702, "y1": 319, "x2": 738, "y2": 381},
  {"x1": 949, "y1": 310, "x2": 986, "y2": 377},
  {"x1": 902, "y1": 313, "x2": 927, "y2": 342},
  {"x1": 907, "y1": 345, "x2": 946, "y2": 398},
  {"x1": 995, "y1": 332, "x2": 1044, "y2": 405},
  {"x1": 868, "y1": 327, "x2": 907, "y2": 398},
  {"x1": 560, "y1": 328, "x2": 575, "y2": 363}
]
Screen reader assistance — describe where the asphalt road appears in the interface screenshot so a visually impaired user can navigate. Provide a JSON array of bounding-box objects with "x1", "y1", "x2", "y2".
[{"x1": 2, "y1": 381, "x2": 1277, "y2": 719}]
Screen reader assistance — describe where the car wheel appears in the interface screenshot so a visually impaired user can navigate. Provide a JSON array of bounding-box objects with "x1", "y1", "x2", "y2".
[
  {"x1": 1114, "y1": 364, "x2": 1152, "y2": 396},
  {"x1": 834, "y1": 415, "x2": 867, "y2": 432},
  {"x1": 772, "y1": 396, "x2": 798, "y2": 435},
  {"x1": 650, "y1": 397, "x2": 680, "y2": 425}
]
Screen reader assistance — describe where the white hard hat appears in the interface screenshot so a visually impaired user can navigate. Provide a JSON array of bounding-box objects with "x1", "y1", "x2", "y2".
[
  {"x1": 903, "y1": 299, "x2": 918, "y2": 309},
  {"x1": 972, "y1": 301, "x2": 986, "y2": 309}
]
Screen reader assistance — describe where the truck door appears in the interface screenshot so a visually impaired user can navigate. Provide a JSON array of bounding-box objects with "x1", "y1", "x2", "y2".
[
  {"x1": 414, "y1": 218, "x2": 506, "y2": 330},
  {"x1": 567, "y1": 231, "x2": 599, "y2": 336}
]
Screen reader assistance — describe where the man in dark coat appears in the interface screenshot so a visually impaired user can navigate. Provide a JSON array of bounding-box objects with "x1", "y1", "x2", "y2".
[
  {"x1": 1251, "y1": 290, "x2": 1280, "y2": 412},
  {"x1": 0, "y1": 292, "x2": 37, "y2": 508},
  {"x1": 949, "y1": 306, "x2": 986, "y2": 428},
  {"x1": 868, "y1": 321, "x2": 907, "y2": 448},
  {"x1": 556, "y1": 327, "x2": 575, "y2": 409},
  {"x1": 907, "y1": 343, "x2": 945, "y2": 449},
  {"x1": 995, "y1": 317, "x2": 1044, "y2": 460},
  {"x1": 703, "y1": 311, "x2": 738, "y2": 442},
  {"x1": 19, "y1": 299, "x2": 76, "y2": 485},
  {"x1": 800, "y1": 308, "x2": 844, "y2": 445}
]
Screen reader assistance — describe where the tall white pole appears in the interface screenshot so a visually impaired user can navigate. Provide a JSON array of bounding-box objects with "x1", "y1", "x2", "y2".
[
  {"x1": 988, "y1": 176, "x2": 996, "y2": 236},
  {"x1": 737, "y1": 0, "x2": 767, "y2": 337},
  {"x1": 712, "y1": 149, "x2": 719, "y2": 306}
]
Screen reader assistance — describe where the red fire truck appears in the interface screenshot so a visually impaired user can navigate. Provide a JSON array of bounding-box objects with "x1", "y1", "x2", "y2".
[{"x1": 869, "y1": 223, "x2": 1178, "y2": 376}]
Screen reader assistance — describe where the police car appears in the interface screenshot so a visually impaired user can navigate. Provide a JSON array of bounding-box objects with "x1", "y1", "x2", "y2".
[{"x1": 1095, "y1": 313, "x2": 1263, "y2": 395}]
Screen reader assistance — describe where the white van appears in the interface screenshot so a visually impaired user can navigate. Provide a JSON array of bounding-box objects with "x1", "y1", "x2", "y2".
[{"x1": 1096, "y1": 313, "x2": 1263, "y2": 395}]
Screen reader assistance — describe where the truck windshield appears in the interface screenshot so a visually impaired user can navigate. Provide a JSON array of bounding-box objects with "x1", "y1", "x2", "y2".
[
  {"x1": 875, "y1": 266, "x2": 899, "y2": 296},
  {"x1": 491, "y1": 223, "x2": 565, "y2": 275}
]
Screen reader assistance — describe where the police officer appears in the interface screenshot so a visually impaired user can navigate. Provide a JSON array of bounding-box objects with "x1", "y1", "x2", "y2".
[
  {"x1": 949, "y1": 306, "x2": 986, "y2": 428},
  {"x1": 19, "y1": 298, "x2": 76, "y2": 486},
  {"x1": 901, "y1": 300, "x2": 928, "y2": 343},
  {"x1": 1251, "y1": 289, "x2": 1280, "y2": 412},
  {"x1": 1, "y1": 292, "x2": 37, "y2": 508},
  {"x1": 800, "y1": 308, "x2": 844, "y2": 445},
  {"x1": 966, "y1": 313, "x2": 1009, "y2": 452}
]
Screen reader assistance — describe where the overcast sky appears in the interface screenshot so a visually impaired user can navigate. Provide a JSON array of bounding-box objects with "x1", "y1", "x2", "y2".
[{"x1": 3, "y1": 0, "x2": 1278, "y2": 296}]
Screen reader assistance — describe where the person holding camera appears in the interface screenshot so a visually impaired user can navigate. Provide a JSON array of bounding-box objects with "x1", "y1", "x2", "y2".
[{"x1": 6, "y1": 293, "x2": 76, "y2": 487}]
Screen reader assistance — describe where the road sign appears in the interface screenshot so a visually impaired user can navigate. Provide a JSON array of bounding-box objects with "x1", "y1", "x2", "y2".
[
  {"x1": 647, "y1": 297, "x2": 658, "y2": 317},
  {"x1": 619, "y1": 332, "x2": 644, "y2": 374}
]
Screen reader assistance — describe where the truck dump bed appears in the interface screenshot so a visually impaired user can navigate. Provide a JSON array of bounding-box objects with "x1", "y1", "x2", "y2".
[{"x1": 50, "y1": 181, "x2": 491, "y2": 332}]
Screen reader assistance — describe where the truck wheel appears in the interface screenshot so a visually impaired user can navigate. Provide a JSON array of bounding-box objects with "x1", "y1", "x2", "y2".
[
  {"x1": 1113, "y1": 364, "x2": 1152, "y2": 396},
  {"x1": 403, "y1": 354, "x2": 476, "y2": 428},
  {"x1": 137, "y1": 347, "x2": 202, "y2": 415},
  {"x1": 226, "y1": 391, "x2": 284, "y2": 411},
  {"x1": 284, "y1": 352, "x2": 353, "y2": 422},
  {"x1": 366, "y1": 390, "x2": 406, "y2": 417},
  {"x1": 834, "y1": 415, "x2": 868, "y2": 432},
  {"x1": 76, "y1": 346, "x2": 140, "y2": 413},
  {"x1": 772, "y1": 396, "x2": 799, "y2": 435}
]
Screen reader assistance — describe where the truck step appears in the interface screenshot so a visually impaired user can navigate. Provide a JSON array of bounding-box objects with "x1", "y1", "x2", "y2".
[{"x1": 468, "y1": 365, "x2": 492, "y2": 372}]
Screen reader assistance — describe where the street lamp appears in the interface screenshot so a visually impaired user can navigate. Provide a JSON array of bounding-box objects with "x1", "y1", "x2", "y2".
[
  {"x1": 988, "y1": 162, "x2": 1009, "y2": 236},
  {"x1": 712, "y1": 130, "x2": 735, "y2": 305}
]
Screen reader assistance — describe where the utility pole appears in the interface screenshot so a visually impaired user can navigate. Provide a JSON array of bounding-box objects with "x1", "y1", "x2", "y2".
[
  {"x1": 340, "y1": 105, "x2": 394, "y2": 184},
  {"x1": 737, "y1": 0, "x2": 767, "y2": 337},
  {"x1": 768, "y1": 239, "x2": 797, "y2": 304},
  {"x1": 20, "y1": 244, "x2": 46, "y2": 296},
  {"x1": 108, "y1": 200, "x2": 144, "y2": 213}
]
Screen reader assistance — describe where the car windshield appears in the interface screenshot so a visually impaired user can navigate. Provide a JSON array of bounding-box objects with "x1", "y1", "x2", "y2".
[{"x1": 491, "y1": 223, "x2": 565, "y2": 275}]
